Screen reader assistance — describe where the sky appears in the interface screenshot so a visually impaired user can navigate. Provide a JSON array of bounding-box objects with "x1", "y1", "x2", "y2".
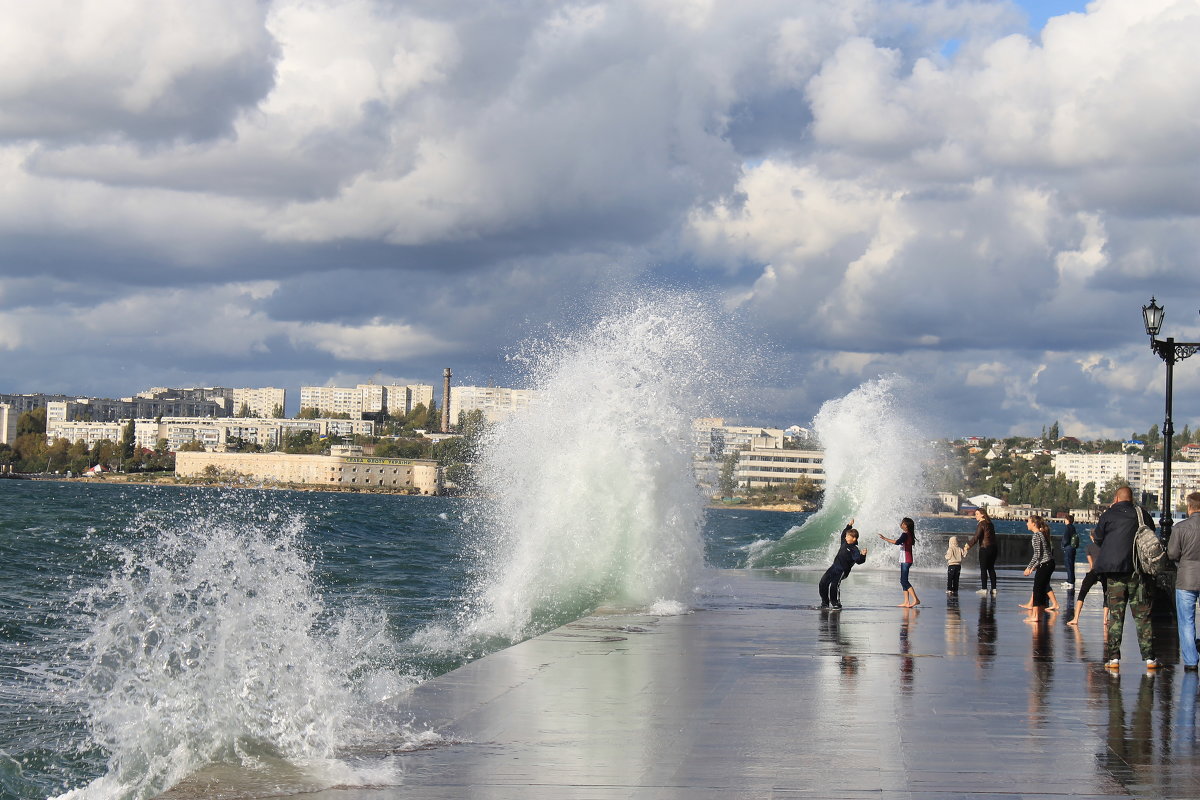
[{"x1": 2, "y1": 0, "x2": 1199, "y2": 440}]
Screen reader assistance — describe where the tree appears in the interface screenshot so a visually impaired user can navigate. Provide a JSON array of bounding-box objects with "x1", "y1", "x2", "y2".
[
  {"x1": 296, "y1": 407, "x2": 321, "y2": 420},
  {"x1": 178, "y1": 439, "x2": 206, "y2": 452},
  {"x1": 1080, "y1": 481, "x2": 1096, "y2": 506},
  {"x1": 271, "y1": 404, "x2": 285, "y2": 418},
  {"x1": 792, "y1": 476, "x2": 822, "y2": 504},
  {"x1": 119, "y1": 419, "x2": 135, "y2": 469},
  {"x1": 1098, "y1": 475, "x2": 1127, "y2": 505},
  {"x1": 1048, "y1": 421, "x2": 1060, "y2": 442},
  {"x1": 718, "y1": 450, "x2": 740, "y2": 496},
  {"x1": 17, "y1": 408, "x2": 46, "y2": 436}
]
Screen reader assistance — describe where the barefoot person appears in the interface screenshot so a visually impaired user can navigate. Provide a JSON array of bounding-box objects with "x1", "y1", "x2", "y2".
[
  {"x1": 880, "y1": 517, "x2": 920, "y2": 608},
  {"x1": 1066, "y1": 544, "x2": 1108, "y2": 628},
  {"x1": 1022, "y1": 515, "x2": 1056, "y2": 623}
]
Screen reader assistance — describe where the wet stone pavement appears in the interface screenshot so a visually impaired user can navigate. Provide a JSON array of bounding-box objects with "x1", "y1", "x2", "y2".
[{"x1": 183, "y1": 568, "x2": 1200, "y2": 799}]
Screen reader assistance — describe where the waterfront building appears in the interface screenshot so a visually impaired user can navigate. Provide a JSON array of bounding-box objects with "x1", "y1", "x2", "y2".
[
  {"x1": 47, "y1": 417, "x2": 375, "y2": 452},
  {"x1": 734, "y1": 448, "x2": 825, "y2": 490},
  {"x1": 992, "y1": 503, "x2": 1052, "y2": 521},
  {"x1": 448, "y1": 385, "x2": 534, "y2": 425},
  {"x1": 692, "y1": 418, "x2": 785, "y2": 458},
  {"x1": 174, "y1": 450, "x2": 441, "y2": 494},
  {"x1": 1052, "y1": 452, "x2": 1144, "y2": 494}
]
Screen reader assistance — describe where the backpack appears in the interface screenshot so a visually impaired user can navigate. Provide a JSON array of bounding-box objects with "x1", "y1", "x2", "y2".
[{"x1": 1131, "y1": 506, "x2": 1170, "y2": 578}]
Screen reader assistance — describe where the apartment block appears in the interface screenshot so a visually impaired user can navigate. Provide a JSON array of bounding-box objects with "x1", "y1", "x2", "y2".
[
  {"x1": 448, "y1": 385, "x2": 535, "y2": 424},
  {"x1": 734, "y1": 448, "x2": 825, "y2": 489},
  {"x1": 300, "y1": 384, "x2": 433, "y2": 419},
  {"x1": 1140, "y1": 460, "x2": 1200, "y2": 510},
  {"x1": 1052, "y1": 452, "x2": 1144, "y2": 494}
]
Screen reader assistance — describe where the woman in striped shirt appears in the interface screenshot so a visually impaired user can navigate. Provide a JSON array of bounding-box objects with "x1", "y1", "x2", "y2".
[{"x1": 1022, "y1": 515, "x2": 1058, "y2": 622}]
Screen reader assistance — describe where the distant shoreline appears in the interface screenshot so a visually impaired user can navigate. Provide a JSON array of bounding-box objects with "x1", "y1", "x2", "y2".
[{"x1": 23, "y1": 473, "x2": 438, "y2": 496}]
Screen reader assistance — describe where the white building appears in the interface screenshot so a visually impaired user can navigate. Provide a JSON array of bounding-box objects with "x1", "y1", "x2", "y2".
[
  {"x1": 734, "y1": 448, "x2": 825, "y2": 489},
  {"x1": 1052, "y1": 452, "x2": 1144, "y2": 494},
  {"x1": 230, "y1": 387, "x2": 286, "y2": 418},
  {"x1": 1140, "y1": 460, "x2": 1200, "y2": 512},
  {"x1": 300, "y1": 384, "x2": 433, "y2": 418},
  {"x1": 0, "y1": 403, "x2": 16, "y2": 445},
  {"x1": 692, "y1": 418, "x2": 785, "y2": 458},
  {"x1": 448, "y1": 385, "x2": 535, "y2": 424},
  {"x1": 47, "y1": 416, "x2": 375, "y2": 453}
]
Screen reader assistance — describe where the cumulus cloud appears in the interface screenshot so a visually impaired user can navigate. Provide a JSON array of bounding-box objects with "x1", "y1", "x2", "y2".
[{"x1": 1, "y1": 0, "x2": 1198, "y2": 436}]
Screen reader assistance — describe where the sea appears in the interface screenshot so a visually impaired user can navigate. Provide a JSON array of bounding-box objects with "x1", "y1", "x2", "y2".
[{"x1": 0, "y1": 480, "x2": 1043, "y2": 800}]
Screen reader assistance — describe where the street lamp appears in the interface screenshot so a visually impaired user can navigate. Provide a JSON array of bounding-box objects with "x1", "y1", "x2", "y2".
[{"x1": 1142, "y1": 296, "x2": 1200, "y2": 543}]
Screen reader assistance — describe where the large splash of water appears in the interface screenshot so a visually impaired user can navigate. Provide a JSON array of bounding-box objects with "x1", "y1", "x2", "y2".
[
  {"x1": 51, "y1": 496, "x2": 424, "y2": 800},
  {"x1": 747, "y1": 376, "x2": 929, "y2": 568},
  {"x1": 452, "y1": 294, "x2": 748, "y2": 643}
]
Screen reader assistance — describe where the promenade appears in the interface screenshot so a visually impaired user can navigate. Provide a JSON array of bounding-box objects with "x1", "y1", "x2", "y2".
[{"x1": 173, "y1": 568, "x2": 1200, "y2": 799}]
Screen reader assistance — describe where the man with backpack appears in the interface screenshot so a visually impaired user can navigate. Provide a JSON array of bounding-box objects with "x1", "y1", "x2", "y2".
[
  {"x1": 1168, "y1": 491, "x2": 1200, "y2": 672},
  {"x1": 1092, "y1": 486, "x2": 1160, "y2": 671}
]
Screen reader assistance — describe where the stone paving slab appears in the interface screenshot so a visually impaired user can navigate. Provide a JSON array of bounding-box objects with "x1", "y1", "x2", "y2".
[{"x1": 167, "y1": 568, "x2": 1200, "y2": 799}]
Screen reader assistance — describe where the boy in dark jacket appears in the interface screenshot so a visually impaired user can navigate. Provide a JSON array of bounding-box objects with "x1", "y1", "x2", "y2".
[{"x1": 820, "y1": 527, "x2": 867, "y2": 609}]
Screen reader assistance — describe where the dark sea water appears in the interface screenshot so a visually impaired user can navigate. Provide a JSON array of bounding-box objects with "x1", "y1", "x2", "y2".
[
  {"x1": 0, "y1": 481, "x2": 795, "y2": 800},
  {"x1": 0, "y1": 480, "x2": 1059, "y2": 800}
]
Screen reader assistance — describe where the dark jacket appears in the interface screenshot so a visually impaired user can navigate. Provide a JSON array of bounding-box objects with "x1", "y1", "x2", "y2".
[
  {"x1": 967, "y1": 518, "x2": 996, "y2": 549},
  {"x1": 1092, "y1": 501, "x2": 1154, "y2": 574},
  {"x1": 831, "y1": 542, "x2": 867, "y2": 577},
  {"x1": 1062, "y1": 522, "x2": 1078, "y2": 550}
]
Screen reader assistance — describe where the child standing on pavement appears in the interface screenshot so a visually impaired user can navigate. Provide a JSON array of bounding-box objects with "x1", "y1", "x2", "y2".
[
  {"x1": 945, "y1": 536, "x2": 965, "y2": 595},
  {"x1": 820, "y1": 528, "x2": 868, "y2": 609}
]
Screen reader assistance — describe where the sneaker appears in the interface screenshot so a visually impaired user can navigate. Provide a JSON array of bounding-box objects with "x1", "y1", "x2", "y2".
[
  {"x1": 1105, "y1": 659, "x2": 1120, "y2": 671},
  {"x1": 819, "y1": 602, "x2": 830, "y2": 609},
  {"x1": 1060, "y1": 582, "x2": 1073, "y2": 588},
  {"x1": 976, "y1": 589, "x2": 989, "y2": 595},
  {"x1": 990, "y1": 589, "x2": 998, "y2": 596},
  {"x1": 830, "y1": 603, "x2": 842, "y2": 610},
  {"x1": 1146, "y1": 659, "x2": 1162, "y2": 670}
]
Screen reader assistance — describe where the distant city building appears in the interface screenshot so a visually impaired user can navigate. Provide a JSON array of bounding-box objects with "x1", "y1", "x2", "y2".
[
  {"x1": 1182, "y1": 443, "x2": 1200, "y2": 461},
  {"x1": 175, "y1": 451, "x2": 441, "y2": 494},
  {"x1": 692, "y1": 418, "x2": 785, "y2": 459},
  {"x1": 448, "y1": 385, "x2": 535, "y2": 425},
  {"x1": 992, "y1": 503, "x2": 1052, "y2": 521},
  {"x1": 1140, "y1": 459, "x2": 1200, "y2": 511},
  {"x1": 933, "y1": 492, "x2": 960, "y2": 513},
  {"x1": 967, "y1": 493, "x2": 1006, "y2": 511},
  {"x1": 0, "y1": 403, "x2": 15, "y2": 446},
  {"x1": 300, "y1": 384, "x2": 432, "y2": 419},
  {"x1": 1052, "y1": 452, "x2": 1144, "y2": 494},
  {"x1": 47, "y1": 416, "x2": 375, "y2": 452},
  {"x1": 734, "y1": 448, "x2": 825, "y2": 490}
]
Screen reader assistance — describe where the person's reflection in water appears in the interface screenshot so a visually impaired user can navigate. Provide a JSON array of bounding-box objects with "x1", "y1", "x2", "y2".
[
  {"x1": 899, "y1": 606, "x2": 918, "y2": 693},
  {"x1": 976, "y1": 593, "x2": 997, "y2": 670},
  {"x1": 1178, "y1": 670, "x2": 1198, "y2": 755},
  {"x1": 944, "y1": 595, "x2": 965, "y2": 657},
  {"x1": 1100, "y1": 673, "x2": 1158, "y2": 793},
  {"x1": 819, "y1": 607, "x2": 859, "y2": 685},
  {"x1": 1028, "y1": 615, "x2": 1054, "y2": 728}
]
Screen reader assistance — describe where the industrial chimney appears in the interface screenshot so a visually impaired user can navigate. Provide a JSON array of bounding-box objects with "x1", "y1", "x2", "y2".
[{"x1": 441, "y1": 368, "x2": 452, "y2": 433}]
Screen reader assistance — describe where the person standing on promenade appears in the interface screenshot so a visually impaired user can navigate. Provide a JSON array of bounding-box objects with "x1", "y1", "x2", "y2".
[
  {"x1": 945, "y1": 535, "x2": 965, "y2": 595},
  {"x1": 964, "y1": 508, "x2": 998, "y2": 595},
  {"x1": 879, "y1": 517, "x2": 920, "y2": 608},
  {"x1": 1021, "y1": 515, "x2": 1057, "y2": 622},
  {"x1": 1066, "y1": 543, "x2": 1108, "y2": 628},
  {"x1": 1167, "y1": 491, "x2": 1200, "y2": 672},
  {"x1": 1093, "y1": 486, "x2": 1159, "y2": 671},
  {"x1": 1061, "y1": 514, "x2": 1079, "y2": 589},
  {"x1": 819, "y1": 527, "x2": 867, "y2": 609}
]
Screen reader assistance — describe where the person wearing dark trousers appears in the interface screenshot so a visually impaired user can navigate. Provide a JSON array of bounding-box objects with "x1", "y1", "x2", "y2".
[
  {"x1": 1061, "y1": 513, "x2": 1079, "y2": 588},
  {"x1": 820, "y1": 527, "x2": 867, "y2": 609},
  {"x1": 1093, "y1": 486, "x2": 1159, "y2": 672},
  {"x1": 944, "y1": 535, "x2": 965, "y2": 595},
  {"x1": 1022, "y1": 515, "x2": 1057, "y2": 623},
  {"x1": 1067, "y1": 544, "x2": 1108, "y2": 627},
  {"x1": 965, "y1": 508, "x2": 998, "y2": 595}
]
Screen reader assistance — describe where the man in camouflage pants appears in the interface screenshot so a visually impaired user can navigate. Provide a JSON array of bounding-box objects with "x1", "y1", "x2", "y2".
[{"x1": 1092, "y1": 486, "x2": 1159, "y2": 671}]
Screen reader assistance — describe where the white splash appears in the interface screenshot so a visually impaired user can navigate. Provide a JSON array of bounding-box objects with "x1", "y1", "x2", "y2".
[
  {"x1": 457, "y1": 294, "x2": 749, "y2": 642},
  {"x1": 748, "y1": 375, "x2": 929, "y2": 567}
]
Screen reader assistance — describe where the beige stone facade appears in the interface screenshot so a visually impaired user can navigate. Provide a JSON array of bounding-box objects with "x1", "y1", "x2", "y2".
[{"x1": 175, "y1": 451, "x2": 442, "y2": 494}]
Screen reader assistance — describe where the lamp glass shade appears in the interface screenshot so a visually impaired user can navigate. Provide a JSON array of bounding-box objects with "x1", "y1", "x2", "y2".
[{"x1": 1143, "y1": 297, "x2": 1164, "y2": 337}]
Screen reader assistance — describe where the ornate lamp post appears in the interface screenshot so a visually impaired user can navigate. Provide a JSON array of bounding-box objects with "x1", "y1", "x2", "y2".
[{"x1": 1142, "y1": 297, "x2": 1200, "y2": 543}]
